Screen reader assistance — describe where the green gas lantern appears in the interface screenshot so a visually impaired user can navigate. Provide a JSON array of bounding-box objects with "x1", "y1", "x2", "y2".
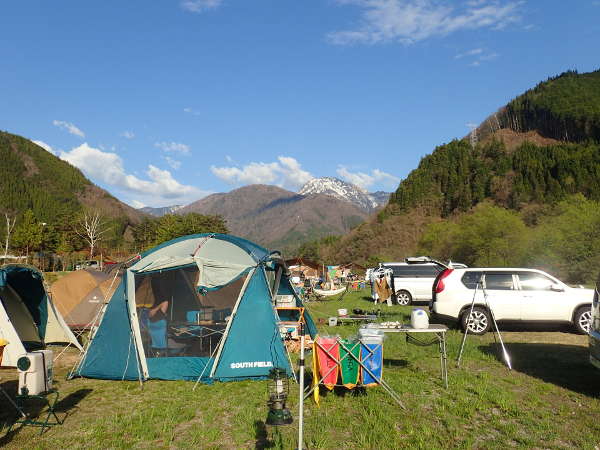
[{"x1": 266, "y1": 367, "x2": 293, "y2": 426}]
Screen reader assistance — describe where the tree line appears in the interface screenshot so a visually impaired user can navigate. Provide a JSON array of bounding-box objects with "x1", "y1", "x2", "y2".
[{"x1": 1, "y1": 208, "x2": 228, "y2": 270}]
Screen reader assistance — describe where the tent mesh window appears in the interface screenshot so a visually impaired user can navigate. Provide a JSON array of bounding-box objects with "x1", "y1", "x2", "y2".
[{"x1": 134, "y1": 266, "x2": 245, "y2": 359}]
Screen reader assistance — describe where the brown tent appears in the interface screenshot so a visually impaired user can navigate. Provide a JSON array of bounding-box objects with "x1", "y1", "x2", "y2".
[
  {"x1": 285, "y1": 258, "x2": 322, "y2": 279},
  {"x1": 50, "y1": 270, "x2": 121, "y2": 329}
]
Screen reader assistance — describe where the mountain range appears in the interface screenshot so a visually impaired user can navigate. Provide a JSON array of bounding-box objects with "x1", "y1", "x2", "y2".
[
  {"x1": 142, "y1": 178, "x2": 390, "y2": 250},
  {"x1": 0, "y1": 130, "x2": 389, "y2": 251},
  {"x1": 178, "y1": 183, "x2": 373, "y2": 250}
]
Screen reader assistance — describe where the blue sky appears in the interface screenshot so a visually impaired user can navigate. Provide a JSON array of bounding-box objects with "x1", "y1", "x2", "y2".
[{"x1": 1, "y1": 0, "x2": 599, "y2": 208}]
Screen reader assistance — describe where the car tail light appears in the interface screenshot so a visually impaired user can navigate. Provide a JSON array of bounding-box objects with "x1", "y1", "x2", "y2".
[{"x1": 435, "y1": 269, "x2": 454, "y2": 294}]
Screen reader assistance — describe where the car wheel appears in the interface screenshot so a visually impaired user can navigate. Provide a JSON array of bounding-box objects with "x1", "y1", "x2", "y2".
[
  {"x1": 574, "y1": 306, "x2": 592, "y2": 334},
  {"x1": 395, "y1": 290, "x2": 412, "y2": 306},
  {"x1": 461, "y1": 306, "x2": 491, "y2": 335}
]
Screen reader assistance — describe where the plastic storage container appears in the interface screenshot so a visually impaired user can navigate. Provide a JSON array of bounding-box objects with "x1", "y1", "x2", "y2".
[{"x1": 411, "y1": 308, "x2": 429, "y2": 329}]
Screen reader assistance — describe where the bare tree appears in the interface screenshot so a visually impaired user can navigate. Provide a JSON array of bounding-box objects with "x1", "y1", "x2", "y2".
[
  {"x1": 76, "y1": 212, "x2": 110, "y2": 258},
  {"x1": 3, "y1": 212, "x2": 16, "y2": 258}
]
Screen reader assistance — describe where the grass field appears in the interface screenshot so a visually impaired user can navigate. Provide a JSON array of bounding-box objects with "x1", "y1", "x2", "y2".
[{"x1": 1, "y1": 288, "x2": 599, "y2": 449}]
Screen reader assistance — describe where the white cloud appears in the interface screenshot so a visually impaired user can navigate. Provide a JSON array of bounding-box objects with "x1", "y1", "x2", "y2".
[
  {"x1": 277, "y1": 156, "x2": 314, "y2": 189},
  {"x1": 211, "y1": 156, "x2": 314, "y2": 190},
  {"x1": 120, "y1": 130, "x2": 135, "y2": 139},
  {"x1": 53, "y1": 120, "x2": 85, "y2": 138},
  {"x1": 59, "y1": 143, "x2": 205, "y2": 204},
  {"x1": 164, "y1": 156, "x2": 182, "y2": 170},
  {"x1": 337, "y1": 166, "x2": 400, "y2": 190},
  {"x1": 180, "y1": 0, "x2": 223, "y2": 13},
  {"x1": 456, "y1": 47, "x2": 498, "y2": 66},
  {"x1": 32, "y1": 140, "x2": 55, "y2": 155},
  {"x1": 328, "y1": 0, "x2": 521, "y2": 45},
  {"x1": 130, "y1": 200, "x2": 146, "y2": 209},
  {"x1": 155, "y1": 141, "x2": 191, "y2": 154},
  {"x1": 455, "y1": 48, "x2": 483, "y2": 59},
  {"x1": 183, "y1": 107, "x2": 201, "y2": 116}
]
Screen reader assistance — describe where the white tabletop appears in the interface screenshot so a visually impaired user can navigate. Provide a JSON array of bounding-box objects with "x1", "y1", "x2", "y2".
[{"x1": 361, "y1": 324, "x2": 448, "y2": 333}]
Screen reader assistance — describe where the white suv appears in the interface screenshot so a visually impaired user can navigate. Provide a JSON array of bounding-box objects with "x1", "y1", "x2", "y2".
[
  {"x1": 431, "y1": 268, "x2": 593, "y2": 335},
  {"x1": 590, "y1": 273, "x2": 600, "y2": 369}
]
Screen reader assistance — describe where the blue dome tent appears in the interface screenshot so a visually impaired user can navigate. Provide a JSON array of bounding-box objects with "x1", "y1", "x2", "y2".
[{"x1": 72, "y1": 234, "x2": 316, "y2": 382}]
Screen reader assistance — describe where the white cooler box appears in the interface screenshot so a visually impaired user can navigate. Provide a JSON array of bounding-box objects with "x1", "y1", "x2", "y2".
[{"x1": 17, "y1": 349, "x2": 53, "y2": 396}]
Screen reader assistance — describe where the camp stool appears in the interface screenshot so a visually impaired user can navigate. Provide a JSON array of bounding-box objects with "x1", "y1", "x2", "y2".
[{"x1": 8, "y1": 389, "x2": 62, "y2": 435}]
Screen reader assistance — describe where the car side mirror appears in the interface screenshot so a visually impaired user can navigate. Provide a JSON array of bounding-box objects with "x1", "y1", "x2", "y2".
[{"x1": 550, "y1": 284, "x2": 564, "y2": 292}]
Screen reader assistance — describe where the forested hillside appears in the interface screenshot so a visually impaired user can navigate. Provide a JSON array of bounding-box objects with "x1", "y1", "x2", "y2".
[
  {"x1": 301, "y1": 70, "x2": 600, "y2": 283},
  {"x1": 503, "y1": 69, "x2": 600, "y2": 142},
  {"x1": 0, "y1": 131, "x2": 227, "y2": 265},
  {"x1": 0, "y1": 131, "x2": 90, "y2": 221}
]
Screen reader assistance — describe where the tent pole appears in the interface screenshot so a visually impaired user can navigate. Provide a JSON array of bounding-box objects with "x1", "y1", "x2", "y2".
[
  {"x1": 271, "y1": 266, "x2": 282, "y2": 303},
  {"x1": 297, "y1": 323, "x2": 305, "y2": 450}
]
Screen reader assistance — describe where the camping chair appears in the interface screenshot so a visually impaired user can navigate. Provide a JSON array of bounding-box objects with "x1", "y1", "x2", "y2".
[{"x1": 142, "y1": 314, "x2": 186, "y2": 357}]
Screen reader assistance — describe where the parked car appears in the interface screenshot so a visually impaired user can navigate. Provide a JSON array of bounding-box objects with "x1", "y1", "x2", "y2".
[
  {"x1": 75, "y1": 260, "x2": 99, "y2": 270},
  {"x1": 430, "y1": 267, "x2": 593, "y2": 335},
  {"x1": 378, "y1": 260, "x2": 467, "y2": 305},
  {"x1": 590, "y1": 272, "x2": 600, "y2": 369}
]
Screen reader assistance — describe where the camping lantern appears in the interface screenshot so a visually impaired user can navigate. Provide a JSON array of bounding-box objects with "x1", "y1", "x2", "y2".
[{"x1": 266, "y1": 367, "x2": 293, "y2": 426}]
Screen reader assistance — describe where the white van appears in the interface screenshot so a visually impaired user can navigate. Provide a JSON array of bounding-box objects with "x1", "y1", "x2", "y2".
[{"x1": 380, "y1": 261, "x2": 466, "y2": 305}]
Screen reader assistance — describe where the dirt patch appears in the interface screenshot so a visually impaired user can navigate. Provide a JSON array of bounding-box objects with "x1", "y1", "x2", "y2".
[{"x1": 480, "y1": 128, "x2": 562, "y2": 151}]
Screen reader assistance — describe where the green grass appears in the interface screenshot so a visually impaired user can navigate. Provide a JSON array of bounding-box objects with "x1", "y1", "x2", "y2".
[{"x1": 1, "y1": 289, "x2": 599, "y2": 449}]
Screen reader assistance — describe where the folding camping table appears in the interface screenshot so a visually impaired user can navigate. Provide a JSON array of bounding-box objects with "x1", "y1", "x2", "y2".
[{"x1": 361, "y1": 324, "x2": 449, "y2": 388}]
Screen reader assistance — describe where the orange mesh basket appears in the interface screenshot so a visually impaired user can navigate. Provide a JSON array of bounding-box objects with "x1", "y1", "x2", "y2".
[{"x1": 0, "y1": 340, "x2": 7, "y2": 365}]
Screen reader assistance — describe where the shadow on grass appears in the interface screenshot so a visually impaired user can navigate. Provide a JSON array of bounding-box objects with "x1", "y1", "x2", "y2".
[
  {"x1": 479, "y1": 343, "x2": 600, "y2": 397},
  {"x1": 255, "y1": 420, "x2": 286, "y2": 449},
  {"x1": 254, "y1": 420, "x2": 273, "y2": 449},
  {"x1": 0, "y1": 386, "x2": 93, "y2": 444},
  {"x1": 382, "y1": 359, "x2": 409, "y2": 368}
]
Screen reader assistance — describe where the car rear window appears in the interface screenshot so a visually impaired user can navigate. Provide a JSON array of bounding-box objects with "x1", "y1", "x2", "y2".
[
  {"x1": 461, "y1": 271, "x2": 483, "y2": 289},
  {"x1": 385, "y1": 265, "x2": 442, "y2": 278}
]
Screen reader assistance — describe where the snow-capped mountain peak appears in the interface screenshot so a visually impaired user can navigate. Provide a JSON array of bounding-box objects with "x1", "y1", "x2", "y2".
[
  {"x1": 138, "y1": 205, "x2": 183, "y2": 216},
  {"x1": 298, "y1": 177, "x2": 388, "y2": 212}
]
